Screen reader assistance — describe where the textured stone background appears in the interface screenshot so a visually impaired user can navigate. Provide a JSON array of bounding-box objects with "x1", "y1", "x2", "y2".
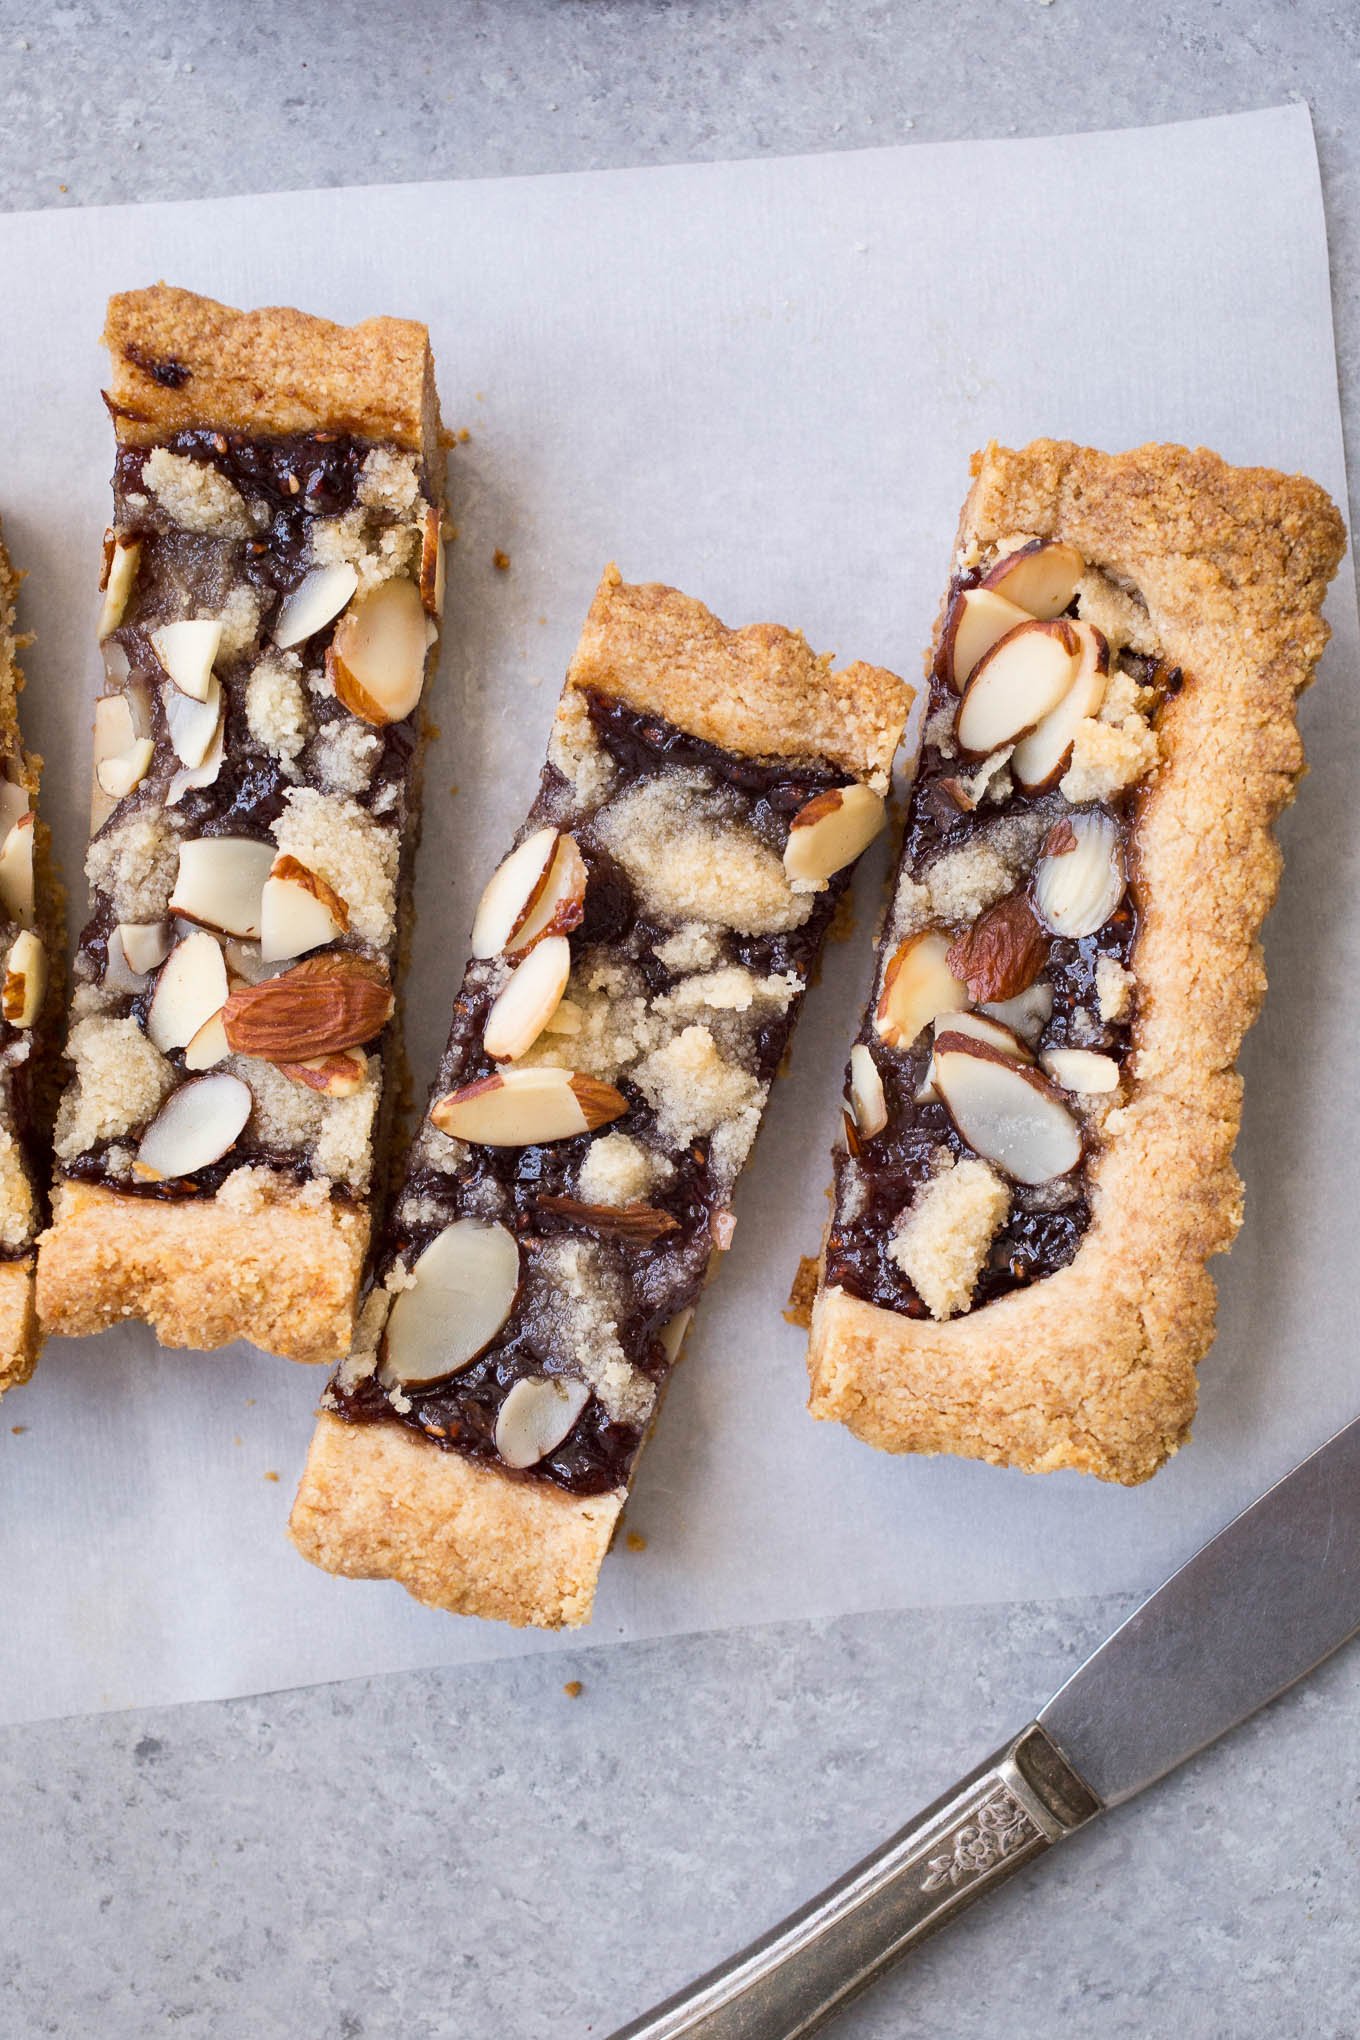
[{"x1": 1, "y1": 4, "x2": 1358, "y2": 2035}]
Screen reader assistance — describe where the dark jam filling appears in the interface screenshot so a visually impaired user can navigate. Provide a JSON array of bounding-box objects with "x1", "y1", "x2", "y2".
[
  {"x1": 333, "y1": 691, "x2": 853, "y2": 1496},
  {"x1": 824, "y1": 609, "x2": 1176, "y2": 1320},
  {"x1": 61, "y1": 429, "x2": 423, "y2": 1202}
]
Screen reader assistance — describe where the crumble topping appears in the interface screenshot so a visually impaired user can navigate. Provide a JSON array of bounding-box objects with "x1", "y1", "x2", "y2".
[{"x1": 888, "y1": 1154, "x2": 1010, "y2": 1321}]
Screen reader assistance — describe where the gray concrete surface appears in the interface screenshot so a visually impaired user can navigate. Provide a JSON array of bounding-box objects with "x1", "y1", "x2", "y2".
[{"x1": 2, "y1": 3, "x2": 1358, "y2": 2035}]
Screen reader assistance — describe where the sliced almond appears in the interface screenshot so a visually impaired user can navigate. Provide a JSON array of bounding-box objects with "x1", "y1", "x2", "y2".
[
  {"x1": 783, "y1": 783, "x2": 885, "y2": 885},
  {"x1": 848, "y1": 1042, "x2": 888, "y2": 1137},
  {"x1": 379, "y1": 1219, "x2": 522, "y2": 1390},
  {"x1": 164, "y1": 675, "x2": 224, "y2": 769},
  {"x1": 657, "y1": 1309, "x2": 693, "y2": 1366},
  {"x1": 150, "y1": 618, "x2": 223, "y2": 701},
  {"x1": 0, "y1": 780, "x2": 29, "y2": 843},
  {"x1": 874, "y1": 926, "x2": 968, "y2": 1050},
  {"x1": 103, "y1": 926, "x2": 148, "y2": 999},
  {"x1": 1032, "y1": 810, "x2": 1125, "y2": 939},
  {"x1": 534, "y1": 1193, "x2": 678, "y2": 1244},
  {"x1": 96, "y1": 736, "x2": 155, "y2": 800},
  {"x1": 273, "y1": 563, "x2": 359, "y2": 650},
  {"x1": 430, "y1": 1066, "x2": 627, "y2": 1146},
  {"x1": 2, "y1": 929, "x2": 46, "y2": 1027},
  {"x1": 0, "y1": 813, "x2": 35, "y2": 929},
  {"x1": 91, "y1": 694, "x2": 137, "y2": 831},
  {"x1": 507, "y1": 833, "x2": 587, "y2": 959},
  {"x1": 916, "y1": 1008, "x2": 1032, "y2": 1104},
  {"x1": 494, "y1": 1375, "x2": 590, "y2": 1470},
  {"x1": 981, "y1": 978, "x2": 1054, "y2": 1044},
  {"x1": 169, "y1": 836, "x2": 275, "y2": 940},
  {"x1": 119, "y1": 921, "x2": 173, "y2": 976},
  {"x1": 222, "y1": 953, "x2": 394, "y2": 1060},
  {"x1": 939, "y1": 586, "x2": 1032, "y2": 692},
  {"x1": 1041, "y1": 1047, "x2": 1120, "y2": 1094},
  {"x1": 183, "y1": 1006, "x2": 230, "y2": 1072},
  {"x1": 955, "y1": 617, "x2": 1081, "y2": 760},
  {"x1": 981, "y1": 539, "x2": 1085, "y2": 619},
  {"x1": 259, "y1": 854, "x2": 349, "y2": 963},
  {"x1": 1011, "y1": 622, "x2": 1109, "y2": 794},
  {"x1": 167, "y1": 704, "x2": 226, "y2": 806},
  {"x1": 933, "y1": 1034, "x2": 1082, "y2": 1185},
  {"x1": 946, "y1": 891, "x2": 1047, "y2": 1005},
  {"x1": 419, "y1": 505, "x2": 445, "y2": 618},
  {"x1": 134, "y1": 1072, "x2": 252, "y2": 1181},
  {"x1": 97, "y1": 536, "x2": 141, "y2": 638},
  {"x1": 470, "y1": 826, "x2": 559, "y2": 959},
  {"x1": 328, "y1": 575, "x2": 427, "y2": 725},
  {"x1": 146, "y1": 930, "x2": 229, "y2": 1052},
  {"x1": 276, "y1": 1048, "x2": 369, "y2": 1097},
  {"x1": 483, "y1": 935, "x2": 571, "y2": 1060}
]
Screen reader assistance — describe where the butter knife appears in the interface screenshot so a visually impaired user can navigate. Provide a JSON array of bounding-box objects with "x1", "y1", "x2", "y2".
[{"x1": 610, "y1": 1414, "x2": 1360, "y2": 2040}]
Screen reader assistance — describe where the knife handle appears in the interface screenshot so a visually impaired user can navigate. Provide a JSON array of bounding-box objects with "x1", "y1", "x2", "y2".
[{"x1": 608, "y1": 1723, "x2": 1100, "y2": 2040}]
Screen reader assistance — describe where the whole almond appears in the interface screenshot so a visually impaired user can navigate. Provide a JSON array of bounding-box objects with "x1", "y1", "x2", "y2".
[
  {"x1": 947, "y1": 891, "x2": 1048, "y2": 1005},
  {"x1": 222, "y1": 953, "x2": 394, "y2": 1061}
]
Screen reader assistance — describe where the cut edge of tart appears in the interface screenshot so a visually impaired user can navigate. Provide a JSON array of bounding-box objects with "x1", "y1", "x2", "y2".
[
  {"x1": 0, "y1": 526, "x2": 64, "y2": 1396},
  {"x1": 289, "y1": 565, "x2": 912, "y2": 1626},
  {"x1": 34, "y1": 285, "x2": 445, "y2": 1365},
  {"x1": 806, "y1": 437, "x2": 1346, "y2": 1488}
]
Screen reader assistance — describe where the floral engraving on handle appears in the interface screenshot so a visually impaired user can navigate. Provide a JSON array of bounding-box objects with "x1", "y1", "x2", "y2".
[{"x1": 921, "y1": 1788, "x2": 1038, "y2": 1893}]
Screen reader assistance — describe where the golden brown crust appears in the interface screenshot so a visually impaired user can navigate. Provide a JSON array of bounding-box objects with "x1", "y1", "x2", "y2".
[
  {"x1": 809, "y1": 438, "x2": 1347, "y2": 1484},
  {"x1": 0, "y1": 1259, "x2": 39, "y2": 1394},
  {"x1": 102, "y1": 285, "x2": 439, "y2": 464},
  {"x1": 568, "y1": 564, "x2": 909, "y2": 788},
  {"x1": 288, "y1": 1413, "x2": 622, "y2": 1628},
  {"x1": 37, "y1": 1180, "x2": 367, "y2": 1364}
]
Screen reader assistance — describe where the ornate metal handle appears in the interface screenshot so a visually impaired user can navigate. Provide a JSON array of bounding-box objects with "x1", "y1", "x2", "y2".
[{"x1": 608, "y1": 1723, "x2": 1100, "y2": 2040}]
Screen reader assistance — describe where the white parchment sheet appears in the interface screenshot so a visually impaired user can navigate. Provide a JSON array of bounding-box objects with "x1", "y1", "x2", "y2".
[{"x1": 0, "y1": 105, "x2": 1354, "y2": 1725}]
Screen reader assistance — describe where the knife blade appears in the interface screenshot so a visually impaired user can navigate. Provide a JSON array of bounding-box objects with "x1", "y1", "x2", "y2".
[{"x1": 609, "y1": 1413, "x2": 1360, "y2": 2040}]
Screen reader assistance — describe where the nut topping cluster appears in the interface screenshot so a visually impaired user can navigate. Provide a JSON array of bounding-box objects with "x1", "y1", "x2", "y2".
[
  {"x1": 57, "y1": 430, "x2": 442, "y2": 1196},
  {"x1": 829, "y1": 536, "x2": 1173, "y2": 1324}
]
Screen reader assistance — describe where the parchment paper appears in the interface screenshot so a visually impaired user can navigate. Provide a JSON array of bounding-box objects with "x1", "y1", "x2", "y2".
[{"x1": 0, "y1": 105, "x2": 1353, "y2": 1726}]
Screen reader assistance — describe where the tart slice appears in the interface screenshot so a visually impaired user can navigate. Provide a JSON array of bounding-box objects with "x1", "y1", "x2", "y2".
[
  {"x1": 36, "y1": 286, "x2": 446, "y2": 1363},
  {"x1": 290, "y1": 566, "x2": 910, "y2": 1626},
  {"x1": 807, "y1": 439, "x2": 1346, "y2": 1484},
  {"x1": 0, "y1": 527, "x2": 62, "y2": 1393}
]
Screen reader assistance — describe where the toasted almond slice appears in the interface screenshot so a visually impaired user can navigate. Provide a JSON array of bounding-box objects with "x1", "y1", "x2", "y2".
[
  {"x1": 1041, "y1": 1047, "x2": 1120, "y2": 1094},
  {"x1": 2, "y1": 929, "x2": 46, "y2": 1027},
  {"x1": 169, "y1": 836, "x2": 275, "y2": 939},
  {"x1": 981, "y1": 978, "x2": 1054, "y2": 1044},
  {"x1": 783, "y1": 783, "x2": 886, "y2": 885},
  {"x1": 939, "y1": 586, "x2": 1032, "y2": 692},
  {"x1": 419, "y1": 505, "x2": 445, "y2": 618},
  {"x1": 470, "y1": 826, "x2": 559, "y2": 959},
  {"x1": 328, "y1": 575, "x2": 427, "y2": 725},
  {"x1": 483, "y1": 935, "x2": 571, "y2": 1060},
  {"x1": 103, "y1": 926, "x2": 148, "y2": 998},
  {"x1": 259, "y1": 854, "x2": 349, "y2": 963},
  {"x1": 955, "y1": 617, "x2": 1081, "y2": 760},
  {"x1": 507, "y1": 834, "x2": 587, "y2": 959},
  {"x1": 848, "y1": 1042, "x2": 888, "y2": 1137},
  {"x1": 379, "y1": 1219, "x2": 522, "y2": 1390},
  {"x1": 96, "y1": 736, "x2": 155, "y2": 800},
  {"x1": 657, "y1": 1309, "x2": 693, "y2": 1366},
  {"x1": 946, "y1": 891, "x2": 1047, "y2": 1006},
  {"x1": 494, "y1": 1375, "x2": 590, "y2": 1469},
  {"x1": 91, "y1": 694, "x2": 137, "y2": 831},
  {"x1": 0, "y1": 813, "x2": 35, "y2": 929},
  {"x1": 183, "y1": 1006, "x2": 230, "y2": 1072},
  {"x1": 151, "y1": 618, "x2": 223, "y2": 701},
  {"x1": 1032, "y1": 810, "x2": 1125, "y2": 939},
  {"x1": 980, "y1": 539, "x2": 1085, "y2": 619},
  {"x1": 164, "y1": 676, "x2": 224, "y2": 769},
  {"x1": 167, "y1": 705, "x2": 226, "y2": 806},
  {"x1": 98, "y1": 536, "x2": 141, "y2": 638},
  {"x1": 222, "y1": 953, "x2": 393, "y2": 1060},
  {"x1": 146, "y1": 930, "x2": 230, "y2": 1052},
  {"x1": 430, "y1": 1066, "x2": 627, "y2": 1146},
  {"x1": 1011, "y1": 622, "x2": 1110, "y2": 794},
  {"x1": 135, "y1": 1072, "x2": 252, "y2": 1181},
  {"x1": 875, "y1": 926, "x2": 968, "y2": 1050},
  {"x1": 915, "y1": 1008, "x2": 1033, "y2": 1104},
  {"x1": 276, "y1": 1048, "x2": 368, "y2": 1097},
  {"x1": 933, "y1": 1034, "x2": 1082, "y2": 1185},
  {"x1": 273, "y1": 563, "x2": 359, "y2": 650},
  {"x1": 119, "y1": 920, "x2": 173, "y2": 976}
]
